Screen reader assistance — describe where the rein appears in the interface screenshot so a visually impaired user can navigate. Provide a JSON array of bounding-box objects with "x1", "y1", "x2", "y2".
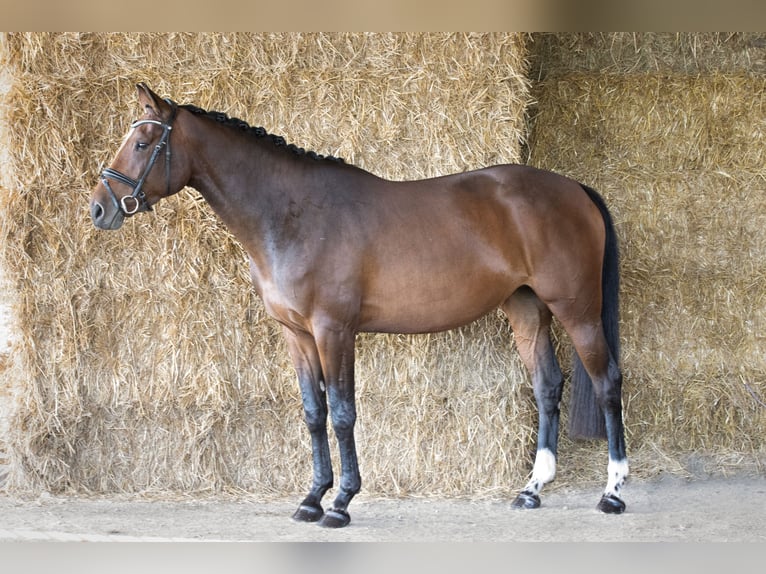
[{"x1": 101, "y1": 99, "x2": 178, "y2": 216}]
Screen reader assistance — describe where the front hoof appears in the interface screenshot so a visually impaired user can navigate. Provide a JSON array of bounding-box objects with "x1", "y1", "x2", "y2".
[
  {"x1": 597, "y1": 494, "x2": 626, "y2": 514},
  {"x1": 511, "y1": 491, "x2": 541, "y2": 509},
  {"x1": 318, "y1": 507, "x2": 350, "y2": 528},
  {"x1": 292, "y1": 503, "x2": 324, "y2": 523}
]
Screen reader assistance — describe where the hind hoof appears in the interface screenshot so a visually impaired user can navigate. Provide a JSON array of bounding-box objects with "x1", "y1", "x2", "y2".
[
  {"x1": 318, "y1": 507, "x2": 351, "y2": 528},
  {"x1": 292, "y1": 503, "x2": 324, "y2": 523},
  {"x1": 511, "y1": 491, "x2": 541, "y2": 509},
  {"x1": 597, "y1": 494, "x2": 626, "y2": 514}
]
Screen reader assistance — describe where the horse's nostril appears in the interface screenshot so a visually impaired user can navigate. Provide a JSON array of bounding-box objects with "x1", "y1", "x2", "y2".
[{"x1": 91, "y1": 201, "x2": 104, "y2": 222}]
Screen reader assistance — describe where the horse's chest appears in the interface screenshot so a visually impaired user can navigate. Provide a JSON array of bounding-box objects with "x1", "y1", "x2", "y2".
[{"x1": 248, "y1": 257, "x2": 316, "y2": 330}]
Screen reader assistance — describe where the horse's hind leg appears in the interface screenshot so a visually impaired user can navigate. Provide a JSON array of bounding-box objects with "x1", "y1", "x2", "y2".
[
  {"x1": 554, "y1": 314, "x2": 629, "y2": 514},
  {"x1": 502, "y1": 287, "x2": 564, "y2": 509}
]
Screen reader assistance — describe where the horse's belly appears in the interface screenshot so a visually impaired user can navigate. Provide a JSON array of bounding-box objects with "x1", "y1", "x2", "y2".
[{"x1": 358, "y1": 271, "x2": 518, "y2": 334}]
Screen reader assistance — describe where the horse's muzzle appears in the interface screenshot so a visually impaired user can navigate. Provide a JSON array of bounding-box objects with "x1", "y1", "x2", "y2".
[{"x1": 90, "y1": 198, "x2": 125, "y2": 230}]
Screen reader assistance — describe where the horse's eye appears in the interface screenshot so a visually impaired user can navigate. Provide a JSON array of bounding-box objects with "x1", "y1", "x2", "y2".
[{"x1": 134, "y1": 142, "x2": 149, "y2": 151}]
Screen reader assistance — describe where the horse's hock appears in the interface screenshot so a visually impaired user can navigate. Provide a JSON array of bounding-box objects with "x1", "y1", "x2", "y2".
[{"x1": 0, "y1": 33, "x2": 764, "y2": 498}]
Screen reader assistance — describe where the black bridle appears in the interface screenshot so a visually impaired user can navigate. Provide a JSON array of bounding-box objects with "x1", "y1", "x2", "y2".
[{"x1": 101, "y1": 99, "x2": 178, "y2": 216}]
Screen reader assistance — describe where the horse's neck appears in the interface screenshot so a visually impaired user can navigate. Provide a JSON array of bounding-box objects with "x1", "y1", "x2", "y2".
[{"x1": 185, "y1": 124, "x2": 304, "y2": 256}]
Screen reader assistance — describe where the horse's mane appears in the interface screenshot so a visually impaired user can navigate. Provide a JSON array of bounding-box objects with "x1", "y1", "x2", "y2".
[{"x1": 181, "y1": 104, "x2": 345, "y2": 164}]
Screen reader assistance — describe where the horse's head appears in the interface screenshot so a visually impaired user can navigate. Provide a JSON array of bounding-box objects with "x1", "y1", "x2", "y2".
[{"x1": 90, "y1": 83, "x2": 186, "y2": 230}]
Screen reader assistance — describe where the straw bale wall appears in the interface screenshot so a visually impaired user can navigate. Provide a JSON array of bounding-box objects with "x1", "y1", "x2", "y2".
[
  {"x1": 0, "y1": 33, "x2": 536, "y2": 496},
  {"x1": 527, "y1": 33, "x2": 766, "y2": 477}
]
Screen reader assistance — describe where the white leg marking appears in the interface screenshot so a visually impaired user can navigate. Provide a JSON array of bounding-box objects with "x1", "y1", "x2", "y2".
[
  {"x1": 523, "y1": 448, "x2": 556, "y2": 494},
  {"x1": 605, "y1": 457, "x2": 629, "y2": 498}
]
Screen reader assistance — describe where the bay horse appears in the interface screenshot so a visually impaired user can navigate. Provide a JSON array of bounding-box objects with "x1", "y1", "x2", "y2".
[{"x1": 90, "y1": 83, "x2": 628, "y2": 527}]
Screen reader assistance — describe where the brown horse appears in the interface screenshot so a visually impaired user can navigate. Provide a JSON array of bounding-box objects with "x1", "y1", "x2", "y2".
[{"x1": 90, "y1": 83, "x2": 628, "y2": 527}]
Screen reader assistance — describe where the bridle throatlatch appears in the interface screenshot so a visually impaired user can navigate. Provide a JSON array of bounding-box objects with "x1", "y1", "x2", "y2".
[{"x1": 101, "y1": 99, "x2": 178, "y2": 216}]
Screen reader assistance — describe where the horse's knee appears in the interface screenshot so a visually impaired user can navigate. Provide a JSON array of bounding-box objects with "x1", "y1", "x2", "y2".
[
  {"x1": 303, "y1": 406, "x2": 327, "y2": 434},
  {"x1": 327, "y1": 390, "x2": 357, "y2": 434},
  {"x1": 330, "y1": 411, "x2": 356, "y2": 438}
]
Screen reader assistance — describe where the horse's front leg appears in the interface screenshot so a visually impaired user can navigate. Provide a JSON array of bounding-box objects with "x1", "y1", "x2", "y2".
[
  {"x1": 283, "y1": 327, "x2": 334, "y2": 523},
  {"x1": 314, "y1": 326, "x2": 361, "y2": 528}
]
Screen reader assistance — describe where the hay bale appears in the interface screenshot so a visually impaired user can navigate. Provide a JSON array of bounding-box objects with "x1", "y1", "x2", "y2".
[
  {"x1": 530, "y1": 32, "x2": 766, "y2": 75},
  {"x1": 0, "y1": 33, "x2": 535, "y2": 496},
  {"x1": 528, "y1": 34, "x2": 766, "y2": 478}
]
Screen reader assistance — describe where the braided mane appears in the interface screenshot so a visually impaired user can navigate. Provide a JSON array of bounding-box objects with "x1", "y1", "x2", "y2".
[{"x1": 181, "y1": 104, "x2": 345, "y2": 164}]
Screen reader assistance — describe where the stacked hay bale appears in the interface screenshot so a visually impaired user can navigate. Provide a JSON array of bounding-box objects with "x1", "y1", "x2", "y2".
[
  {"x1": 0, "y1": 33, "x2": 535, "y2": 496},
  {"x1": 527, "y1": 33, "x2": 766, "y2": 478}
]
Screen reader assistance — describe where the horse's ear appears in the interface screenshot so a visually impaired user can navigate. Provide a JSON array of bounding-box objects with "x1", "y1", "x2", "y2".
[{"x1": 136, "y1": 82, "x2": 171, "y2": 120}]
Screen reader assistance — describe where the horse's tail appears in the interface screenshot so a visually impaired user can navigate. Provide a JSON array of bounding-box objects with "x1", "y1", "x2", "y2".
[{"x1": 568, "y1": 184, "x2": 621, "y2": 439}]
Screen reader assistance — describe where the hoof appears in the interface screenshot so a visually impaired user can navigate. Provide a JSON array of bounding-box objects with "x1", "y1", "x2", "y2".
[
  {"x1": 597, "y1": 494, "x2": 626, "y2": 514},
  {"x1": 511, "y1": 491, "x2": 541, "y2": 510},
  {"x1": 318, "y1": 507, "x2": 351, "y2": 528},
  {"x1": 292, "y1": 503, "x2": 324, "y2": 523}
]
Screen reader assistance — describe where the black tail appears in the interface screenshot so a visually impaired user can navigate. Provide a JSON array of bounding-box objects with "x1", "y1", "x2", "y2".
[{"x1": 568, "y1": 184, "x2": 621, "y2": 439}]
